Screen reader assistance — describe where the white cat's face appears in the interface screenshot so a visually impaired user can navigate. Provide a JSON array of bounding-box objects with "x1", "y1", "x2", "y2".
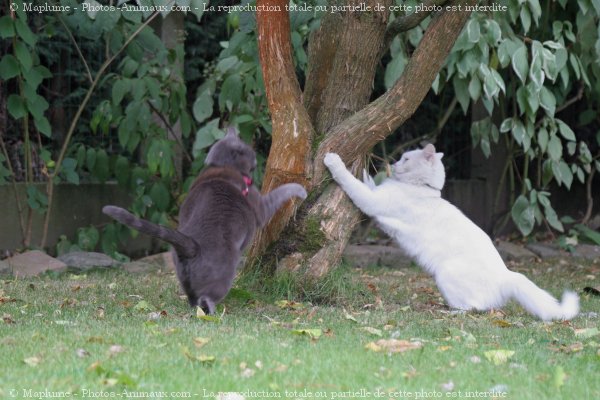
[{"x1": 391, "y1": 144, "x2": 445, "y2": 190}]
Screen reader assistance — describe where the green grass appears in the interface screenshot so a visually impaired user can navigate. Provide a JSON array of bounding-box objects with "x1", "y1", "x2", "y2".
[{"x1": 1, "y1": 258, "x2": 599, "y2": 400}]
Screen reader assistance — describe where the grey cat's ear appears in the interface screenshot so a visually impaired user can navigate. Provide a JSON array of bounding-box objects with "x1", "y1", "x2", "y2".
[{"x1": 225, "y1": 126, "x2": 239, "y2": 137}]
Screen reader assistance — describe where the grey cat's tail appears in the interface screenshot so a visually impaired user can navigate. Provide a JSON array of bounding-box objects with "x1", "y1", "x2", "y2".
[
  {"x1": 102, "y1": 205, "x2": 199, "y2": 258},
  {"x1": 509, "y1": 272, "x2": 579, "y2": 321}
]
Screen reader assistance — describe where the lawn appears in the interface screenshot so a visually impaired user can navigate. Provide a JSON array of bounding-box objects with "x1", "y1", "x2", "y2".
[{"x1": 0, "y1": 256, "x2": 599, "y2": 400}]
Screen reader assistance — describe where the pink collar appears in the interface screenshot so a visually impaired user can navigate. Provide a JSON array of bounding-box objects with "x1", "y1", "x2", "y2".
[{"x1": 242, "y1": 175, "x2": 252, "y2": 196}]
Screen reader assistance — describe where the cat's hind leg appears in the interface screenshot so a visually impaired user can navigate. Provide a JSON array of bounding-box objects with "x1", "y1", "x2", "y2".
[{"x1": 198, "y1": 296, "x2": 216, "y2": 315}]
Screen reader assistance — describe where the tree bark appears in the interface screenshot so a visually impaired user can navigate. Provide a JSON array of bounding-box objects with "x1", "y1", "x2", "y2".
[
  {"x1": 249, "y1": 0, "x2": 476, "y2": 277},
  {"x1": 247, "y1": 0, "x2": 313, "y2": 262}
]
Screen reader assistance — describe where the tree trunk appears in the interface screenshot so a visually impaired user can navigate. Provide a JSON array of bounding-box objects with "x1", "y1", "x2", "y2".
[
  {"x1": 247, "y1": 0, "x2": 313, "y2": 262},
  {"x1": 248, "y1": 0, "x2": 476, "y2": 277}
]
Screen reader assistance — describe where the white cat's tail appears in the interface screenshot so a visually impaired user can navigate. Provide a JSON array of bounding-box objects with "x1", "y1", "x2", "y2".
[{"x1": 508, "y1": 272, "x2": 579, "y2": 321}]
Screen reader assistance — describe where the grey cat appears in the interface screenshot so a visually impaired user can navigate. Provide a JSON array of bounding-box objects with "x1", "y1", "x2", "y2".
[{"x1": 103, "y1": 127, "x2": 307, "y2": 314}]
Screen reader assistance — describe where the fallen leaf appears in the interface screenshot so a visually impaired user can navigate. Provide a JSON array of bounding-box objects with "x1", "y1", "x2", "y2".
[
  {"x1": 87, "y1": 336, "x2": 105, "y2": 343},
  {"x1": 193, "y1": 337, "x2": 210, "y2": 348},
  {"x1": 133, "y1": 300, "x2": 152, "y2": 312},
  {"x1": 254, "y1": 360, "x2": 263, "y2": 369},
  {"x1": 108, "y1": 345, "x2": 125, "y2": 356},
  {"x1": 344, "y1": 310, "x2": 358, "y2": 323},
  {"x1": 181, "y1": 346, "x2": 216, "y2": 364},
  {"x1": 275, "y1": 300, "x2": 305, "y2": 310},
  {"x1": 87, "y1": 361, "x2": 104, "y2": 373},
  {"x1": 492, "y1": 319, "x2": 513, "y2": 328},
  {"x1": 437, "y1": 345, "x2": 452, "y2": 352},
  {"x1": 361, "y1": 327, "x2": 383, "y2": 337},
  {"x1": 76, "y1": 348, "x2": 90, "y2": 358},
  {"x1": 448, "y1": 328, "x2": 476, "y2": 343},
  {"x1": 95, "y1": 307, "x2": 105, "y2": 319},
  {"x1": 291, "y1": 328, "x2": 322, "y2": 339},
  {"x1": 469, "y1": 355, "x2": 482, "y2": 363},
  {"x1": 573, "y1": 327, "x2": 599, "y2": 339},
  {"x1": 196, "y1": 306, "x2": 205, "y2": 317},
  {"x1": 273, "y1": 363, "x2": 288, "y2": 373},
  {"x1": 365, "y1": 339, "x2": 423, "y2": 353},
  {"x1": 197, "y1": 315, "x2": 221, "y2": 323},
  {"x1": 23, "y1": 356, "x2": 41, "y2": 367},
  {"x1": 550, "y1": 342, "x2": 584, "y2": 353},
  {"x1": 484, "y1": 350, "x2": 515, "y2": 365},
  {"x1": 553, "y1": 366, "x2": 566, "y2": 388},
  {"x1": 2, "y1": 313, "x2": 15, "y2": 324},
  {"x1": 240, "y1": 368, "x2": 255, "y2": 378},
  {"x1": 196, "y1": 355, "x2": 216, "y2": 363},
  {"x1": 441, "y1": 381, "x2": 454, "y2": 391}
]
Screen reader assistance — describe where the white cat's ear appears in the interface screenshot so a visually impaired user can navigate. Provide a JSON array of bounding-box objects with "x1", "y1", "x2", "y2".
[
  {"x1": 423, "y1": 144, "x2": 436, "y2": 161},
  {"x1": 436, "y1": 152, "x2": 444, "y2": 160}
]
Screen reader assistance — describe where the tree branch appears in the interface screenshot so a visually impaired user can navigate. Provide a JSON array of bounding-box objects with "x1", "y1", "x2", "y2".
[
  {"x1": 383, "y1": 0, "x2": 449, "y2": 50},
  {"x1": 314, "y1": 0, "x2": 475, "y2": 183}
]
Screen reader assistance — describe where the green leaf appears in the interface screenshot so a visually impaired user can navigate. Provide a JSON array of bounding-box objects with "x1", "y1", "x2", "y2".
[
  {"x1": 291, "y1": 329, "x2": 322, "y2": 340},
  {"x1": 14, "y1": 18, "x2": 36, "y2": 46},
  {"x1": 537, "y1": 127, "x2": 549, "y2": 153},
  {"x1": 468, "y1": 75, "x2": 481, "y2": 100},
  {"x1": 574, "y1": 225, "x2": 600, "y2": 245},
  {"x1": 539, "y1": 86, "x2": 556, "y2": 116},
  {"x1": 114, "y1": 156, "x2": 130, "y2": 186},
  {"x1": 216, "y1": 55, "x2": 239, "y2": 74},
  {"x1": 466, "y1": 19, "x2": 481, "y2": 43},
  {"x1": 77, "y1": 226, "x2": 99, "y2": 251},
  {"x1": 27, "y1": 94, "x2": 49, "y2": 121},
  {"x1": 149, "y1": 182, "x2": 170, "y2": 211},
  {"x1": 192, "y1": 91, "x2": 214, "y2": 124},
  {"x1": 511, "y1": 120, "x2": 526, "y2": 145},
  {"x1": 86, "y1": 148, "x2": 96, "y2": 171},
  {"x1": 192, "y1": 119, "x2": 223, "y2": 156},
  {"x1": 14, "y1": 41, "x2": 32, "y2": 72},
  {"x1": 189, "y1": 0, "x2": 207, "y2": 21},
  {"x1": 0, "y1": 54, "x2": 20, "y2": 80},
  {"x1": 34, "y1": 116, "x2": 51, "y2": 137},
  {"x1": 512, "y1": 45, "x2": 529, "y2": 84},
  {"x1": 112, "y1": 79, "x2": 130, "y2": 105},
  {"x1": 218, "y1": 74, "x2": 242, "y2": 111},
  {"x1": 556, "y1": 119, "x2": 576, "y2": 141},
  {"x1": 7, "y1": 94, "x2": 27, "y2": 119},
  {"x1": 0, "y1": 16, "x2": 15, "y2": 38},
  {"x1": 551, "y1": 160, "x2": 573, "y2": 189},
  {"x1": 547, "y1": 134, "x2": 563, "y2": 161},
  {"x1": 93, "y1": 149, "x2": 110, "y2": 183},
  {"x1": 384, "y1": 55, "x2": 407, "y2": 90},
  {"x1": 511, "y1": 195, "x2": 536, "y2": 236},
  {"x1": 453, "y1": 76, "x2": 470, "y2": 114},
  {"x1": 520, "y1": 6, "x2": 532, "y2": 34}
]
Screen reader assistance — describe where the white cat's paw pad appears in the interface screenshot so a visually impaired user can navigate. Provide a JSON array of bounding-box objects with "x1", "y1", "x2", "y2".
[{"x1": 324, "y1": 153, "x2": 343, "y2": 168}]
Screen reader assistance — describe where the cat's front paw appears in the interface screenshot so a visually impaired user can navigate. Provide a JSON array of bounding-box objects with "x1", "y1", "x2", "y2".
[
  {"x1": 324, "y1": 152, "x2": 345, "y2": 171},
  {"x1": 287, "y1": 183, "x2": 308, "y2": 200}
]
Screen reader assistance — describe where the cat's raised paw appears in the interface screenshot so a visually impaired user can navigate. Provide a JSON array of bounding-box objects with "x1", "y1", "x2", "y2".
[
  {"x1": 288, "y1": 183, "x2": 308, "y2": 200},
  {"x1": 324, "y1": 152, "x2": 344, "y2": 169}
]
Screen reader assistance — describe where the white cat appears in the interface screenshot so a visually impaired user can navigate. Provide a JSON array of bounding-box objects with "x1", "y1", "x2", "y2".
[{"x1": 324, "y1": 144, "x2": 579, "y2": 321}]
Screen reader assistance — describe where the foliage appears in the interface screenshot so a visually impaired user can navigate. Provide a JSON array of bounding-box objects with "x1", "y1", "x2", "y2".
[
  {"x1": 0, "y1": 0, "x2": 204, "y2": 254},
  {"x1": 386, "y1": 0, "x2": 600, "y2": 237},
  {"x1": 190, "y1": 0, "x2": 321, "y2": 187}
]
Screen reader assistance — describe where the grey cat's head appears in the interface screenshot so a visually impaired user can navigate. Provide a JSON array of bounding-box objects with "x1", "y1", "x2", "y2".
[
  {"x1": 205, "y1": 127, "x2": 257, "y2": 176},
  {"x1": 392, "y1": 144, "x2": 445, "y2": 190}
]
